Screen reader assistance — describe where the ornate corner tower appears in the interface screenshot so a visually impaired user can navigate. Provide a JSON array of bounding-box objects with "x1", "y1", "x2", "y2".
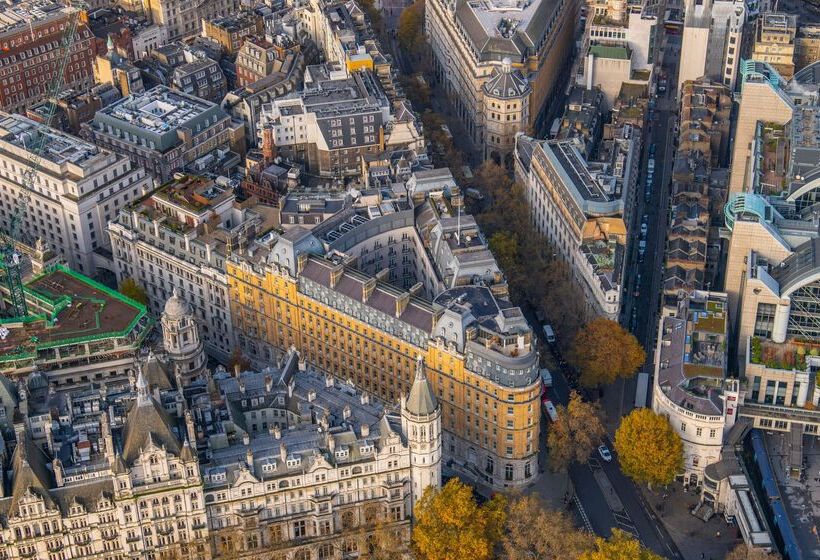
[
  {"x1": 401, "y1": 356, "x2": 442, "y2": 511},
  {"x1": 161, "y1": 289, "x2": 206, "y2": 384}
]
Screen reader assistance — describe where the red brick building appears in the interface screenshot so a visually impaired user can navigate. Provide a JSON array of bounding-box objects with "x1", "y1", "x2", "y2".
[
  {"x1": 235, "y1": 35, "x2": 300, "y2": 87},
  {"x1": 0, "y1": 2, "x2": 95, "y2": 114}
]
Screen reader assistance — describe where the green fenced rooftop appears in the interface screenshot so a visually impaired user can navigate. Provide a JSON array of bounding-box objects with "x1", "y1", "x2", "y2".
[{"x1": 0, "y1": 265, "x2": 151, "y2": 365}]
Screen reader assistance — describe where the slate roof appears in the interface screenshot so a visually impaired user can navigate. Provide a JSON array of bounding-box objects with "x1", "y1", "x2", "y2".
[
  {"x1": 405, "y1": 358, "x2": 438, "y2": 417},
  {"x1": 454, "y1": 0, "x2": 558, "y2": 60},
  {"x1": 141, "y1": 352, "x2": 174, "y2": 391},
  {"x1": 120, "y1": 372, "x2": 182, "y2": 464},
  {"x1": 483, "y1": 64, "x2": 530, "y2": 98},
  {"x1": 8, "y1": 432, "x2": 55, "y2": 517},
  {"x1": 300, "y1": 256, "x2": 435, "y2": 333}
]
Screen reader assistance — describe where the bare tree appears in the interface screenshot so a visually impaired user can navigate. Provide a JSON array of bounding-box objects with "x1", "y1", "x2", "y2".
[
  {"x1": 724, "y1": 544, "x2": 782, "y2": 560},
  {"x1": 500, "y1": 494, "x2": 594, "y2": 560}
]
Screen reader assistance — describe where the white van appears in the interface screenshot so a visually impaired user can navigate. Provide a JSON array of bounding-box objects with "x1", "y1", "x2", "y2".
[
  {"x1": 543, "y1": 324, "x2": 556, "y2": 344},
  {"x1": 542, "y1": 399, "x2": 558, "y2": 422}
]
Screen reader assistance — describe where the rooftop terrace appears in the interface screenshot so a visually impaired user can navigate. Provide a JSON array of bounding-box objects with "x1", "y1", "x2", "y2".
[
  {"x1": 150, "y1": 174, "x2": 232, "y2": 214},
  {"x1": 0, "y1": 265, "x2": 150, "y2": 367},
  {"x1": 656, "y1": 291, "x2": 728, "y2": 416}
]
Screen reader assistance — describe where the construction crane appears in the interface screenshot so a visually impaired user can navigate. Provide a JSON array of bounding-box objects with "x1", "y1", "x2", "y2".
[{"x1": 0, "y1": 1, "x2": 86, "y2": 318}]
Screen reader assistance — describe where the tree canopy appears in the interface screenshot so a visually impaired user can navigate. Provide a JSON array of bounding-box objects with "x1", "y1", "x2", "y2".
[
  {"x1": 397, "y1": 0, "x2": 425, "y2": 54},
  {"x1": 724, "y1": 544, "x2": 782, "y2": 560},
  {"x1": 579, "y1": 529, "x2": 664, "y2": 560},
  {"x1": 228, "y1": 347, "x2": 251, "y2": 373},
  {"x1": 615, "y1": 408, "x2": 683, "y2": 488},
  {"x1": 568, "y1": 318, "x2": 646, "y2": 387},
  {"x1": 499, "y1": 494, "x2": 594, "y2": 560},
  {"x1": 488, "y1": 231, "x2": 521, "y2": 279},
  {"x1": 118, "y1": 277, "x2": 148, "y2": 305},
  {"x1": 474, "y1": 161, "x2": 586, "y2": 350},
  {"x1": 547, "y1": 391, "x2": 605, "y2": 472},
  {"x1": 412, "y1": 478, "x2": 506, "y2": 560}
]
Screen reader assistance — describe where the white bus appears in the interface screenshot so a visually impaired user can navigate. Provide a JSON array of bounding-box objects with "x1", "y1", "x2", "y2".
[{"x1": 634, "y1": 372, "x2": 649, "y2": 408}]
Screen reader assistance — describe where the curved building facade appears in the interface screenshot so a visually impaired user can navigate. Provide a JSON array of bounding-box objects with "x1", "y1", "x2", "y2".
[
  {"x1": 226, "y1": 185, "x2": 542, "y2": 490},
  {"x1": 652, "y1": 291, "x2": 740, "y2": 486}
]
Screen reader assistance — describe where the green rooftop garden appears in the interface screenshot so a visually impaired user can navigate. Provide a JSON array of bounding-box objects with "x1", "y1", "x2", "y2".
[{"x1": 750, "y1": 336, "x2": 810, "y2": 371}]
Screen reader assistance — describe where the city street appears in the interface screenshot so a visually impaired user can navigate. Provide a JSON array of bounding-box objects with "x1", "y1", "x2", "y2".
[
  {"x1": 529, "y1": 304, "x2": 682, "y2": 558},
  {"x1": 604, "y1": 31, "x2": 682, "y2": 430},
  {"x1": 389, "y1": 10, "x2": 687, "y2": 556}
]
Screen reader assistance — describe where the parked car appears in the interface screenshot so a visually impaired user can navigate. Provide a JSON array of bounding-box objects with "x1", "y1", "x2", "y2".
[
  {"x1": 640, "y1": 222, "x2": 648, "y2": 236},
  {"x1": 639, "y1": 239, "x2": 646, "y2": 253},
  {"x1": 598, "y1": 444, "x2": 612, "y2": 462},
  {"x1": 633, "y1": 273, "x2": 642, "y2": 297},
  {"x1": 542, "y1": 324, "x2": 556, "y2": 344},
  {"x1": 465, "y1": 187, "x2": 484, "y2": 201}
]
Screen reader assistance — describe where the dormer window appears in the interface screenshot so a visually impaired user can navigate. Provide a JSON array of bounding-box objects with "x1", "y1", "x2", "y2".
[
  {"x1": 335, "y1": 448, "x2": 349, "y2": 460},
  {"x1": 359, "y1": 444, "x2": 373, "y2": 455},
  {"x1": 262, "y1": 463, "x2": 276, "y2": 473},
  {"x1": 286, "y1": 456, "x2": 301, "y2": 468}
]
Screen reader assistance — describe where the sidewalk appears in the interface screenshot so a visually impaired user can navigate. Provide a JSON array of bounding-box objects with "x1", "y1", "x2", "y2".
[
  {"x1": 523, "y1": 466, "x2": 572, "y2": 510},
  {"x1": 642, "y1": 483, "x2": 741, "y2": 560}
]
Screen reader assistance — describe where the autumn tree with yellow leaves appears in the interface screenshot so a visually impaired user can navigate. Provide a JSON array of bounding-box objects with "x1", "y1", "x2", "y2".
[
  {"x1": 547, "y1": 391, "x2": 605, "y2": 472},
  {"x1": 412, "y1": 478, "x2": 506, "y2": 560},
  {"x1": 615, "y1": 408, "x2": 683, "y2": 489},
  {"x1": 568, "y1": 318, "x2": 646, "y2": 387},
  {"x1": 579, "y1": 529, "x2": 664, "y2": 560}
]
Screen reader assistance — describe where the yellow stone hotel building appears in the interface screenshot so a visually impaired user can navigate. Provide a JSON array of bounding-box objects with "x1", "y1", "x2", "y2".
[{"x1": 226, "y1": 185, "x2": 541, "y2": 489}]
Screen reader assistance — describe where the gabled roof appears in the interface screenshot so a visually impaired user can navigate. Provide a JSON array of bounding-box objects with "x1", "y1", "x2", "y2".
[
  {"x1": 9, "y1": 431, "x2": 55, "y2": 517},
  {"x1": 120, "y1": 371, "x2": 181, "y2": 464},
  {"x1": 142, "y1": 352, "x2": 174, "y2": 391}
]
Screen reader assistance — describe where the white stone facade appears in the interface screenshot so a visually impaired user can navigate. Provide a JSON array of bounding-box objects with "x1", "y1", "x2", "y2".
[
  {"x1": 0, "y1": 344, "x2": 438, "y2": 560},
  {"x1": 0, "y1": 113, "x2": 152, "y2": 276}
]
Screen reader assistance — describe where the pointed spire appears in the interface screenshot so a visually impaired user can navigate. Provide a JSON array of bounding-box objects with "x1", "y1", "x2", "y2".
[
  {"x1": 136, "y1": 364, "x2": 151, "y2": 407},
  {"x1": 180, "y1": 438, "x2": 196, "y2": 462},
  {"x1": 415, "y1": 354, "x2": 426, "y2": 380},
  {"x1": 405, "y1": 355, "x2": 438, "y2": 417}
]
